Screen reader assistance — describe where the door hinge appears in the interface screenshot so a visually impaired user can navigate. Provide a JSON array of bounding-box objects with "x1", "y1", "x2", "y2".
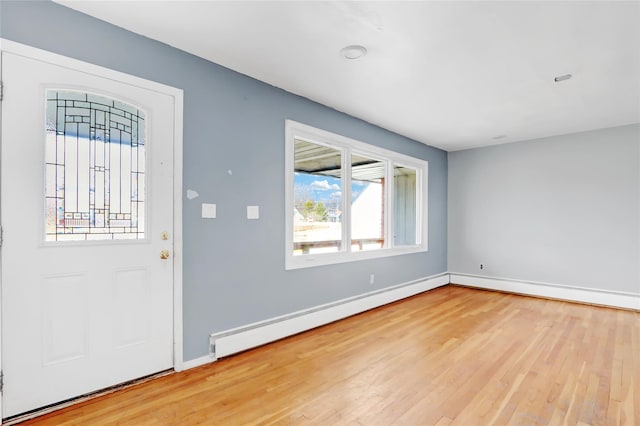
[
  {"x1": 0, "y1": 226, "x2": 3, "y2": 247},
  {"x1": 1, "y1": 370, "x2": 4, "y2": 393},
  {"x1": 0, "y1": 81, "x2": 3, "y2": 102}
]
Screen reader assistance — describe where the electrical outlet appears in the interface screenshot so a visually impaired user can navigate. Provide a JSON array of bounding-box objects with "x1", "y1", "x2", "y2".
[
  {"x1": 370, "y1": 274, "x2": 375, "y2": 285},
  {"x1": 480, "y1": 264, "x2": 484, "y2": 270}
]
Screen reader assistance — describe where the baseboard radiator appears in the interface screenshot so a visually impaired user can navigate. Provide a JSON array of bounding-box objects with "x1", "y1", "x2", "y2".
[
  {"x1": 449, "y1": 273, "x2": 640, "y2": 310},
  {"x1": 209, "y1": 273, "x2": 450, "y2": 360}
]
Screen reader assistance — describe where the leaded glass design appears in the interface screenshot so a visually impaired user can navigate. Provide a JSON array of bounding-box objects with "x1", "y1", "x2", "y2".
[{"x1": 45, "y1": 90, "x2": 146, "y2": 241}]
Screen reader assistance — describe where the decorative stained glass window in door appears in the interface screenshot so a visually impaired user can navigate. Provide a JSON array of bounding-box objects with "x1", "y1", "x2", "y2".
[{"x1": 45, "y1": 90, "x2": 146, "y2": 241}]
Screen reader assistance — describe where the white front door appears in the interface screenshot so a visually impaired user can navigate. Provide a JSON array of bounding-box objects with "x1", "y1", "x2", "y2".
[{"x1": 1, "y1": 46, "x2": 177, "y2": 418}]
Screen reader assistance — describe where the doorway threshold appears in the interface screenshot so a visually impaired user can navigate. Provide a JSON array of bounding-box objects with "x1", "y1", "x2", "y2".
[{"x1": 3, "y1": 369, "x2": 174, "y2": 425}]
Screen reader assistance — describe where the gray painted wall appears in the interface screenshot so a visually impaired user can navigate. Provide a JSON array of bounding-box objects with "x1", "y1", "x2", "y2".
[
  {"x1": 1, "y1": 1, "x2": 448, "y2": 361},
  {"x1": 449, "y1": 124, "x2": 640, "y2": 294}
]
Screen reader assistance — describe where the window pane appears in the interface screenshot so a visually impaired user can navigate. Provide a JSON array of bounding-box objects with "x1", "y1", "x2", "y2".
[
  {"x1": 394, "y1": 165, "x2": 417, "y2": 245},
  {"x1": 293, "y1": 139, "x2": 342, "y2": 255},
  {"x1": 351, "y1": 153, "x2": 385, "y2": 251},
  {"x1": 45, "y1": 90, "x2": 146, "y2": 242}
]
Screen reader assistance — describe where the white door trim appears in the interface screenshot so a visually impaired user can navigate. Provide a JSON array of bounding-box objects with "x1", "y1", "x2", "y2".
[{"x1": 0, "y1": 38, "x2": 184, "y2": 397}]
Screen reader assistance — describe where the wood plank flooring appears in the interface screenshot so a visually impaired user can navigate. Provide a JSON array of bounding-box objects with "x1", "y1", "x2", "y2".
[{"x1": 17, "y1": 285, "x2": 640, "y2": 425}]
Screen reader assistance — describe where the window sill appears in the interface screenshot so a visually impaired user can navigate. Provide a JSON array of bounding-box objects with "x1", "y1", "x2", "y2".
[{"x1": 285, "y1": 244, "x2": 428, "y2": 270}]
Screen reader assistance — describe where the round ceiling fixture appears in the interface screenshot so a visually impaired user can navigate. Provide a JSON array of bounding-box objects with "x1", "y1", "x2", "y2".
[{"x1": 340, "y1": 45, "x2": 367, "y2": 60}]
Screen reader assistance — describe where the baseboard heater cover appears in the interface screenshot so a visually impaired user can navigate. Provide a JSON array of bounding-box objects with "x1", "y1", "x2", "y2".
[
  {"x1": 449, "y1": 273, "x2": 640, "y2": 310},
  {"x1": 209, "y1": 273, "x2": 450, "y2": 360}
]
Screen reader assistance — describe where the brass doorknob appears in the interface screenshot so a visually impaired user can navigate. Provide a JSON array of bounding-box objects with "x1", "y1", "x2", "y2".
[{"x1": 160, "y1": 250, "x2": 170, "y2": 260}]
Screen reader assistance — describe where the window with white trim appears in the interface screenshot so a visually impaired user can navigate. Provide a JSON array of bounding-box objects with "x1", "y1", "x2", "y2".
[{"x1": 285, "y1": 120, "x2": 428, "y2": 269}]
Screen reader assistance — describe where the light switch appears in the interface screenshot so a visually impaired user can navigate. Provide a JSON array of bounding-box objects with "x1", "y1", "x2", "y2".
[
  {"x1": 202, "y1": 203, "x2": 216, "y2": 219},
  {"x1": 247, "y1": 205, "x2": 259, "y2": 220}
]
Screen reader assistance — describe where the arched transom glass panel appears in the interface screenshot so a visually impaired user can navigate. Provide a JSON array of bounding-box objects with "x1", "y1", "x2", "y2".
[{"x1": 45, "y1": 90, "x2": 146, "y2": 241}]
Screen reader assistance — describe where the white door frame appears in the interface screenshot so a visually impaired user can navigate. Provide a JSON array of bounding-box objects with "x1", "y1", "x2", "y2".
[{"x1": 0, "y1": 39, "x2": 185, "y2": 418}]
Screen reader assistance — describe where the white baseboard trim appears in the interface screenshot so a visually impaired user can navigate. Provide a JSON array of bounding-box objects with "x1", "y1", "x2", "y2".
[
  {"x1": 181, "y1": 354, "x2": 217, "y2": 370},
  {"x1": 206, "y1": 273, "x2": 450, "y2": 361},
  {"x1": 177, "y1": 272, "x2": 639, "y2": 371},
  {"x1": 449, "y1": 273, "x2": 640, "y2": 310}
]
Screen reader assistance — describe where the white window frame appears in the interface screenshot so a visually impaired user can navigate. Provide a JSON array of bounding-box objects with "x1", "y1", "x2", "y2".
[{"x1": 285, "y1": 120, "x2": 428, "y2": 270}]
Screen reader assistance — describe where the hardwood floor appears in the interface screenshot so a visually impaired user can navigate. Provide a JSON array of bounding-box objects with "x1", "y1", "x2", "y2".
[{"x1": 17, "y1": 285, "x2": 640, "y2": 425}]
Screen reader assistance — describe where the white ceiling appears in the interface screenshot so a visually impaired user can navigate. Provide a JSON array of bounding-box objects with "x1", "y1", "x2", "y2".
[{"x1": 56, "y1": 1, "x2": 640, "y2": 151}]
